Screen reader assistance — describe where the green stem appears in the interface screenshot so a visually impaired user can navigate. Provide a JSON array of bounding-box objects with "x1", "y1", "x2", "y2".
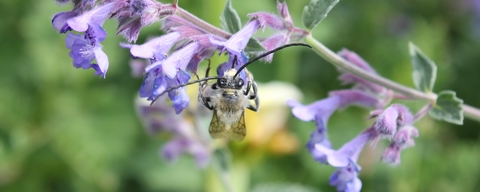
[
  {"x1": 414, "y1": 104, "x2": 433, "y2": 122},
  {"x1": 173, "y1": 5, "x2": 480, "y2": 123},
  {"x1": 463, "y1": 105, "x2": 480, "y2": 122},
  {"x1": 191, "y1": 107, "x2": 233, "y2": 192},
  {"x1": 304, "y1": 35, "x2": 480, "y2": 123},
  {"x1": 175, "y1": 7, "x2": 231, "y2": 39},
  {"x1": 212, "y1": 157, "x2": 234, "y2": 192}
]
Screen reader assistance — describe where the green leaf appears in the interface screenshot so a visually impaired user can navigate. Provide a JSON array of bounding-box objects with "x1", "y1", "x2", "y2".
[
  {"x1": 429, "y1": 90, "x2": 464, "y2": 125},
  {"x1": 213, "y1": 148, "x2": 231, "y2": 172},
  {"x1": 301, "y1": 0, "x2": 339, "y2": 31},
  {"x1": 245, "y1": 38, "x2": 265, "y2": 52},
  {"x1": 220, "y1": 0, "x2": 242, "y2": 34},
  {"x1": 409, "y1": 43, "x2": 438, "y2": 93}
]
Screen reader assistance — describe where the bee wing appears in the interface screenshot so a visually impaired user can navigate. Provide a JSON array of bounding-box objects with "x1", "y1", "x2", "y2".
[
  {"x1": 227, "y1": 111, "x2": 246, "y2": 141},
  {"x1": 209, "y1": 110, "x2": 228, "y2": 139}
]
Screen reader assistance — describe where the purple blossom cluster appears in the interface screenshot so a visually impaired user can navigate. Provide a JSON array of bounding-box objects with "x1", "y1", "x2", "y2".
[
  {"x1": 52, "y1": 0, "x2": 307, "y2": 114},
  {"x1": 288, "y1": 49, "x2": 420, "y2": 192},
  {"x1": 51, "y1": 0, "x2": 310, "y2": 168},
  {"x1": 135, "y1": 95, "x2": 211, "y2": 167},
  {"x1": 51, "y1": 1, "x2": 425, "y2": 191}
]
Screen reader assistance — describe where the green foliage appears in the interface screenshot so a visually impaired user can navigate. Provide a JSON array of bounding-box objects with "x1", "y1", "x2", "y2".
[
  {"x1": 429, "y1": 91, "x2": 464, "y2": 125},
  {"x1": 213, "y1": 148, "x2": 231, "y2": 172},
  {"x1": 245, "y1": 38, "x2": 265, "y2": 52},
  {"x1": 1, "y1": 0, "x2": 479, "y2": 192},
  {"x1": 220, "y1": 0, "x2": 264, "y2": 53},
  {"x1": 409, "y1": 42, "x2": 438, "y2": 93},
  {"x1": 302, "y1": 0, "x2": 339, "y2": 31},
  {"x1": 220, "y1": 0, "x2": 242, "y2": 34}
]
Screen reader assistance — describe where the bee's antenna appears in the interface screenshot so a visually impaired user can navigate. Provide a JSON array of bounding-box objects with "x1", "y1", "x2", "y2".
[
  {"x1": 150, "y1": 76, "x2": 222, "y2": 105},
  {"x1": 233, "y1": 43, "x2": 312, "y2": 77}
]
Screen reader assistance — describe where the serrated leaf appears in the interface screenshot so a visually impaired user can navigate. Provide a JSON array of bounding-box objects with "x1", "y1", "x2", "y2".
[
  {"x1": 429, "y1": 90, "x2": 464, "y2": 125},
  {"x1": 409, "y1": 43, "x2": 438, "y2": 93},
  {"x1": 302, "y1": 0, "x2": 339, "y2": 31},
  {"x1": 220, "y1": 0, "x2": 242, "y2": 34},
  {"x1": 244, "y1": 38, "x2": 265, "y2": 52}
]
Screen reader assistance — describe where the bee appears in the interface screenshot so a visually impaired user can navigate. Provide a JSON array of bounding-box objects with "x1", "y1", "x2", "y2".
[
  {"x1": 198, "y1": 66, "x2": 259, "y2": 141},
  {"x1": 153, "y1": 43, "x2": 311, "y2": 141}
]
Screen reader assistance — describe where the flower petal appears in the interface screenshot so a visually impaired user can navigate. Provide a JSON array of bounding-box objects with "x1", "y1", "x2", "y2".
[
  {"x1": 52, "y1": 11, "x2": 77, "y2": 32},
  {"x1": 130, "y1": 32, "x2": 181, "y2": 59},
  {"x1": 224, "y1": 19, "x2": 261, "y2": 56},
  {"x1": 67, "y1": 2, "x2": 115, "y2": 32},
  {"x1": 93, "y1": 47, "x2": 109, "y2": 77}
]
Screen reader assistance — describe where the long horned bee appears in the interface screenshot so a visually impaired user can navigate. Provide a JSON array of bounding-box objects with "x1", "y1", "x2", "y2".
[{"x1": 153, "y1": 43, "x2": 311, "y2": 141}]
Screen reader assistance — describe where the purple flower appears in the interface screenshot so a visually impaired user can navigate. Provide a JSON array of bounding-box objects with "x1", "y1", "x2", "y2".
[
  {"x1": 373, "y1": 106, "x2": 399, "y2": 138},
  {"x1": 329, "y1": 161, "x2": 362, "y2": 192},
  {"x1": 260, "y1": 33, "x2": 288, "y2": 62},
  {"x1": 65, "y1": 24, "x2": 109, "y2": 77},
  {"x1": 315, "y1": 128, "x2": 375, "y2": 192},
  {"x1": 162, "y1": 137, "x2": 189, "y2": 162},
  {"x1": 287, "y1": 96, "x2": 340, "y2": 122},
  {"x1": 288, "y1": 90, "x2": 382, "y2": 123},
  {"x1": 247, "y1": 12, "x2": 287, "y2": 31},
  {"x1": 52, "y1": 11, "x2": 78, "y2": 32},
  {"x1": 315, "y1": 128, "x2": 375, "y2": 167},
  {"x1": 135, "y1": 96, "x2": 211, "y2": 168},
  {"x1": 113, "y1": 0, "x2": 175, "y2": 42},
  {"x1": 393, "y1": 125, "x2": 418, "y2": 149},
  {"x1": 329, "y1": 90, "x2": 383, "y2": 109},
  {"x1": 65, "y1": 2, "x2": 115, "y2": 32},
  {"x1": 138, "y1": 67, "x2": 167, "y2": 100},
  {"x1": 381, "y1": 125, "x2": 418, "y2": 165},
  {"x1": 216, "y1": 53, "x2": 249, "y2": 82},
  {"x1": 288, "y1": 89, "x2": 381, "y2": 163},
  {"x1": 53, "y1": 2, "x2": 115, "y2": 77},
  {"x1": 138, "y1": 64, "x2": 191, "y2": 114},
  {"x1": 165, "y1": 70, "x2": 191, "y2": 114},
  {"x1": 373, "y1": 104, "x2": 413, "y2": 139},
  {"x1": 287, "y1": 96, "x2": 340, "y2": 162},
  {"x1": 277, "y1": 0, "x2": 293, "y2": 30},
  {"x1": 161, "y1": 137, "x2": 211, "y2": 168},
  {"x1": 308, "y1": 117, "x2": 332, "y2": 163},
  {"x1": 211, "y1": 19, "x2": 262, "y2": 57},
  {"x1": 146, "y1": 42, "x2": 199, "y2": 78},
  {"x1": 136, "y1": 95, "x2": 186, "y2": 134},
  {"x1": 123, "y1": 32, "x2": 181, "y2": 60},
  {"x1": 381, "y1": 143, "x2": 401, "y2": 165}
]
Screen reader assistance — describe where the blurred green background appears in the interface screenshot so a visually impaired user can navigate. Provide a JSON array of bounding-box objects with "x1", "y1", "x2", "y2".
[{"x1": 1, "y1": 0, "x2": 480, "y2": 191}]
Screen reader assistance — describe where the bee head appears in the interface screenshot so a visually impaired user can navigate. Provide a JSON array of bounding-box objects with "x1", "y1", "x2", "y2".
[{"x1": 217, "y1": 69, "x2": 244, "y2": 90}]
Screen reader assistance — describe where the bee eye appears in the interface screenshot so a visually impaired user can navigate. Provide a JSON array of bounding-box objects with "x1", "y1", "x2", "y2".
[
  {"x1": 218, "y1": 79, "x2": 227, "y2": 87},
  {"x1": 237, "y1": 79, "x2": 244, "y2": 87}
]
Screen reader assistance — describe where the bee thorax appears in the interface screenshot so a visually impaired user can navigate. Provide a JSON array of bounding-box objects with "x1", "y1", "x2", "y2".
[{"x1": 211, "y1": 94, "x2": 249, "y2": 125}]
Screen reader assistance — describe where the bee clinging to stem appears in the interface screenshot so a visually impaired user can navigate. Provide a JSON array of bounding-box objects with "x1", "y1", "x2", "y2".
[{"x1": 152, "y1": 43, "x2": 312, "y2": 141}]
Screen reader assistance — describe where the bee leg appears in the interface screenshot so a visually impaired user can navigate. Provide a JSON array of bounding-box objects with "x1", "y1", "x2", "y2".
[
  {"x1": 248, "y1": 81, "x2": 258, "y2": 100},
  {"x1": 243, "y1": 81, "x2": 251, "y2": 96},
  {"x1": 247, "y1": 82, "x2": 259, "y2": 112},
  {"x1": 211, "y1": 83, "x2": 219, "y2": 90},
  {"x1": 202, "y1": 97, "x2": 214, "y2": 110},
  {"x1": 247, "y1": 102, "x2": 259, "y2": 112},
  {"x1": 205, "y1": 59, "x2": 211, "y2": 77}
]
